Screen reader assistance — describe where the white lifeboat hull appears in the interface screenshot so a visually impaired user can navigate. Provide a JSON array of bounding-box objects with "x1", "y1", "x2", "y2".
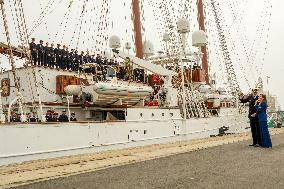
[{"x1": 94, "y1": 82, "x2": 153, "y2": 97}]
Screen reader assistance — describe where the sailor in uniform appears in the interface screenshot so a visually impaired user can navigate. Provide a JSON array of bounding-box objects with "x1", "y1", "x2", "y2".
[
  {"x1": 52, "y1": 112, "x2": 59, "y2": 122},
  {"x1": 239, "y1": 88, "x2": 261, "y2": 146},
  {"x1": 79, "y1": 51, "x2": 85, "y2": 72},
  {"x1": 29, "y1": 38, "x2": 38, "y2": 66},
  {"x1": 95, "y1": 54, "x2": 102, "y2": 65},
  {"x1": 59, "y1": 110, "x2": 69, "y2": 122},
  {"x1": 54, "y1": 44, "x2": 62, "y2": 69},
  {"x1": 84, "y1": 51, "x2": 90, "y2": 64},
  {"x1": 10, "y1": 112, "x2": 20, "y2": 122},
  {"x1": 37, "y1": 40, "x2": 45, "y2": 66},
  {"x1": 65, "y1": 46, "x2": 70, "y2": 70},
  {"x1": 28, "y1": 112, "x2": 37, "y2": 122},
  {"x1": 68, "y1": 49, "x2": 75, "y2": 71},
  {"x1": 74, "y1": 50, "x2": 80, "y2": 71},
  {"x1": 50, "y1": 43, "x2": 55, "y2": 68},
  {"x1": 70, "y1": 112, "x2": 77, "y2": 121},
  {"x1": 44, "y1": 42, "x2": 51, "y2": 67},
  {"x1": 45, "y1": 110, "x2": 53, "y2": 122},
  {"x1": 61, "y1": 45, "x2": 67, "y2": 70}
]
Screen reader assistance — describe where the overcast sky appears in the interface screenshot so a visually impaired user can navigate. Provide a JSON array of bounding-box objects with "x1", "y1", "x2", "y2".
[{"x1": 0, "y1": 0, "x2": 283, "y2": 108}]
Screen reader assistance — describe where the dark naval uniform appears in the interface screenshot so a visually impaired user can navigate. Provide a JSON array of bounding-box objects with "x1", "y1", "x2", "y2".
[
  {"x1": 44, "y1": 43, "x2": 51, "y2": 67},
  {"x1": 59, "y1": 113, "x2": 69, "y2": 122},
  {"x1": 240, "y1": 94, "x2": 261, "y2": 146},
  {"x1": 29, "y1": 39, "x2": 38, "y2": 65},
  {"x1": 61, "y1": 47, "x2": 68, "y2": 70},
  {"x1": 54, "y1": 44, "x2": 62, "y2": 69},
  {"x1": 37, "y1": 40, "x2": 45, "y2": 66},
  {"x1": 49, "y1": 44, "x2": 55, "y2": 68}
]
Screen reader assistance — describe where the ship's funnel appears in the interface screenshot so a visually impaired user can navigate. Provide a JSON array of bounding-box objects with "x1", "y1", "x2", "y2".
[
  {"x1": 177, "y1": 18, "x2": 190, "y2": 34},
  {"x1": 192, "y1": 30, "x2": 207, "y2": 47},
  {"x1": 109, "y1": 35, "x2": 121, "y2": 49},
  {"x1": 64, "y1": 85, "x2": 81, "y2": 96}
]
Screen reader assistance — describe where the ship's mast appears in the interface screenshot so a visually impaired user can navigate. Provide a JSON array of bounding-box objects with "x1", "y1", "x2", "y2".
[
  {"x1": 197, "y1": 0, "x2": 209, "y2": 84},
  {"x1": 132, "y1": 0, "x2": 143, "y2": 59}
]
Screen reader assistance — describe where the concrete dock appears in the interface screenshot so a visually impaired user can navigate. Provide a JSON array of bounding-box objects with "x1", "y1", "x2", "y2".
[{"x1": 3, "y1": 129, "x2": 284, "y2": 189}]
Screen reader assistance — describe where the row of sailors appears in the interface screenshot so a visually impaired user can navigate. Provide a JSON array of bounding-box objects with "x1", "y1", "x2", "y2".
[
  {"x1": 10, "y1": 110, "x2": 77, "y2": 122},
  {"x1": 29, "y1": 38, "x2": 117, "y2": 71},
  {"x1": 29, "y1": 39, "x2": 146, "y2": 83},
  {"x1": 82, "y1": 64, "x2": 145, "y2": 82}
]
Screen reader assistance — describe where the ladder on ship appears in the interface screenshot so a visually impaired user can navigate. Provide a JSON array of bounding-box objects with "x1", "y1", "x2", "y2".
[{"x1": 178, "y1": 83, "x2": 209, "y2": 118}]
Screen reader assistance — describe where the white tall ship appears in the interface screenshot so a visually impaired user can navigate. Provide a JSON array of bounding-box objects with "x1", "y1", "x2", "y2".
[{"x1": 0, "y1": 0, "x2": 271, "y2": 165}]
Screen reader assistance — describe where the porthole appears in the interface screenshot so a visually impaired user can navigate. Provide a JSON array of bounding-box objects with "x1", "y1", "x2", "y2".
[
  {"x1": 162, "y1": 113, "x2": 165, "y2": 116},
  {"x1": 152, "y1": 113, "x2": 154, "y2": 117},
  {"x1": 140, "y1": 113, "x2": 143, "y2": 117},
  {"x1": 170, "y1": 113, "x2": 174, "y2": 117}
]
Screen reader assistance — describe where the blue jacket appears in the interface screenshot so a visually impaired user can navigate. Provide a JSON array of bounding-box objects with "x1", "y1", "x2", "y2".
[{"x1": 255, "y1": 101, "x2": 268, "y2": 122}]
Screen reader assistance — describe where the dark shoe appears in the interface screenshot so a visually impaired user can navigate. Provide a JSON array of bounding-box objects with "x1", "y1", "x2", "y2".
[
  {"x1": 253, "y1": 144, "x2": 260, "y2": 147},
  {"x1": 249, "y1": 144, "x2": 255, "y2": 146}
]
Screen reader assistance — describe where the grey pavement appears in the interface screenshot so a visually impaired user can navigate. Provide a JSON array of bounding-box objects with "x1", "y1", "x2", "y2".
[{"x1": 11, "y1": 133, "x2": 284, "y2": 189}]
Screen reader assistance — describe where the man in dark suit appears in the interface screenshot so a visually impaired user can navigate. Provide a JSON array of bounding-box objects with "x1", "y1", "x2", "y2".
[{"x1": 239, "y1": 88, "x2": 261, "y2": 147}]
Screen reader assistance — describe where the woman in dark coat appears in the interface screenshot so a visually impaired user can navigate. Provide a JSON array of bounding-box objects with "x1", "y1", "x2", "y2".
[{"x1": 255, "y1": 94, "x2": 272, "y2": 148}]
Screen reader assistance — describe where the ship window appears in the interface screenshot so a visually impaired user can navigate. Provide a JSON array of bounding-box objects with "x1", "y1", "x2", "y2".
[
  {"x1": 144, "y1": 130, "x2": 147, "y2": 135},
  {"x1": 152, "y1": 113, "x2": 154, "y2": 117},
  {"x1": 170, "y1": 113, "x2": 174, "y2": 117},
  {"x1": 140, "y1": 113, "x2": 143, "y2": 117},
  {"x1": 162, "y1": 113, "x2": 165, "y2": 116}
]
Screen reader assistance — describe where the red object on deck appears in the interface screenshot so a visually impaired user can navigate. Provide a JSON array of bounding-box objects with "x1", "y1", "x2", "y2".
[
  {"x1": 207, "y1": 101, "x2": 214, "y2": 109},
  {"x1": 153, "y1": 100, "x2": 159, "y2": 106},
  {"x1": 192, "y1": 68, "x2": 205, "y2": 82},
  {"x1": 185, "y1": 68, "x2": 191, "y2": 81},
  {"x1": 56, "y1": 75, "x2": 80, "y2": 95},
  {"x1": 152, "y1": 74, "x2": 161, "y2": 85}
]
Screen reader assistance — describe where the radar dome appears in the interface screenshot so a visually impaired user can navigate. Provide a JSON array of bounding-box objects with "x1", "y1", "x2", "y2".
[
  {"x1": 177, "y1": 18, "x2": 190, "y2": 33},
  {"x1": 143, "y1": 40, "x2": 154, "y2": 57},
  {"x1": 192, "y1": 30, "x2": 207, "y2": 47},
  {"x1": 109, "y1": 35, "x2": 121, "y2": 49}
]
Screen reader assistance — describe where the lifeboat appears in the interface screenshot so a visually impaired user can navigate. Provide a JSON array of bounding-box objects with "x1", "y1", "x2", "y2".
[{"x1": 93, "y1": 82, "x2": 153, "y2": 97}]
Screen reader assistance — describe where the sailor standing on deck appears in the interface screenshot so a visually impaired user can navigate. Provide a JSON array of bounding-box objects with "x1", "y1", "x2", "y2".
[
  {"x1": 37, "y1": 40, "x2": 45, "y2": 66},
  {"x1": 70, "y1": 112, "x2": 77, "y2": 121},
  {"x1": 54, "y1": 44, "x2": 62, "y2": 69},
  {"x1": 50, "y1": 43, "x2": 55, "y2": 68},
  {"x1": 29, "y1": 38, "x2": 37, "y2": 66},
  {"x1": 69, "y1": 49, "x2": 75, "y2": 71},
  {"x1": 44, "y1": 42, "x2": 51, "y2": 67},
  {"x1": 239, "y1": 88, "x2": 261, "y2": 147},
  {"x1": 59, "y1": 110, "x2": 69, "y2": 122}
]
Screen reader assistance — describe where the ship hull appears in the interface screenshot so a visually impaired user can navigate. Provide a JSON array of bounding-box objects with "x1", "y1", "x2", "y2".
[{"x1": 0, "y1": 108, "x2": 248, "y2": 166}]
